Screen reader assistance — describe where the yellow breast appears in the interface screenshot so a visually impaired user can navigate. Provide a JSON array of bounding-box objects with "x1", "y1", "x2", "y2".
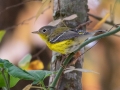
[
  {"x1": 46, "y1": 40, "x2": 73, "y2": 54},
  {"x1": 39, "y1": 34, "x2": 77, "y2": 54}
]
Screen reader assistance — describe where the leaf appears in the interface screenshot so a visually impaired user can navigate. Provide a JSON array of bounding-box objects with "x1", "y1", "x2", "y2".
[
  {"x1": 0, "y1": 59, "x2": 53, "y2": 86},
  {"x1": 18, "y1": 54, "x2": 32, "y2": 70},
  {"x1": 27, "y1": 60, "x2": 44, "y2": 70},
  {"x1": 63, "y1": 14, "x2": 77, "y2": 20},
  {"x1": 9, "y1": 75, "x2": 20, "y2": 87},
  {"x1": 28, "y1": 70, "x2": 53, "y2": 84},
  {"x1": 48, "y1": 19, "x2": 62, "y2": 26},
  {"x1": 48, "y1": 14, "x2": 78, "y2": 26},
  {"x1": 23, "y1": 84, "x2": 32, "y2": 90},
  {"x1": 0, "y1": 58, "x2": 4, "y2": 68},
  {"x1": 35, "y1": 0, "x2": 51, "y2": 21},
  {"x1": 0, "y1": 72, "x2": 20, "y2": 88},
  {"x1": 0, "y1": 59, "x2": 20, "y2": 88},
  {"x1": 0, "y1": 30, "x2": 6, "y2": 42},
  {"x1": 3, "y1": 60, "x2": 35, "y2": 80},
  {"x1": 93, "y1": 13, "x2": 110, "y2": 30},
  {"x1": 42, "y1": 0, "x2": 47, "y2": 3},
  {"x1": 64, "y1": 66, "x2": 99, "y2": 74}
]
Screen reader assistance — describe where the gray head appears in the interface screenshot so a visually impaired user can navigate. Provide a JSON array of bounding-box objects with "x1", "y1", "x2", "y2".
[
  {"x1": 32, "y1": 26, "x2": 55, "y2": 36},
  {"x1": 39, "y1": 26, "x2": 55, "y2": 35}
]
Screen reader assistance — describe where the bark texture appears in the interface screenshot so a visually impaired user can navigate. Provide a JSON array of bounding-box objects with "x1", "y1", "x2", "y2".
[{"x1": 49, "y1": 0, "x2": 89, "y2": 90}]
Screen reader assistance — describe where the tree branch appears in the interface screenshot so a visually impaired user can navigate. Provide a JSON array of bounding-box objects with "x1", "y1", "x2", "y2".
[
  {"x1": 88, "y1": 13, "x2": 118, "y2": 28},
  {"x1": 0, "y1": 0, "x2": 42, "y2": 15},
  {"x1": 50, "y1": 26, "x2": 120, "y2": 90}
]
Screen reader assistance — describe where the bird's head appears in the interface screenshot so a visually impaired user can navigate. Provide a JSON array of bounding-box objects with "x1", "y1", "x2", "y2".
[{"x1": 32, "y1": 26, "x2": 55, "y2": 41}]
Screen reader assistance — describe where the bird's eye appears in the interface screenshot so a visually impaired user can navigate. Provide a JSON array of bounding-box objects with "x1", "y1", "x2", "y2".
[{"x1": 42, "y1": 29, "x2": 47, "y2": 33}]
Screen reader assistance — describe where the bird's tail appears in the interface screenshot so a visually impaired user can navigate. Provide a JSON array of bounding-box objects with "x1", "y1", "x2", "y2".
[{"x1": 76, "y1": 30, "x2": 106, "y2": 43}]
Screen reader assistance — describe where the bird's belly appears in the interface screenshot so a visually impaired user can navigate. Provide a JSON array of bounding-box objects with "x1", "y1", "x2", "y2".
[{"x1": 47, "y1": 40, "x2": 80, "y2": 54}]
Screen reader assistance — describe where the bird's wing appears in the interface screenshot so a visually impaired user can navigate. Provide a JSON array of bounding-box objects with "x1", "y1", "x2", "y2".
[{"x1": 49, "y1": 30, "x2": 81, "y2": 43}]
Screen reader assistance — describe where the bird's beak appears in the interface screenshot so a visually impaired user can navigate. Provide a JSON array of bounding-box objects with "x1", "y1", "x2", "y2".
[{"x1": 32, "y1": 31, "x2": 39, "y2": 34}]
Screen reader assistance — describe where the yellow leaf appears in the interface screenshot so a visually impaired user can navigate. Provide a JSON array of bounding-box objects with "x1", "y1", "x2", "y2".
[
  {"x1": 0, "y1": 30, "x2": 6, "y2": 42},
  {"x1": 23, "y1": 84, "x2": 32, "y2": 90},
  {"x1": 35, "y1": 0, "x2": 51, "y2": 21},
  {"x1": 42, "y1": 0, "x2": 47, "y2": 3},
  {"x1": 27, "y1": 60, "x2": 44, "y2": 70},
  {"x1": 93, "y1": 13, "x2": 110, "y2": 30}
]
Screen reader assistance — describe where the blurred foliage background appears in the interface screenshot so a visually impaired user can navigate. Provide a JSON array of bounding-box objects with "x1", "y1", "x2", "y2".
[{"x1": 0, "y1": 0, "x2": 120, "y2": 90}]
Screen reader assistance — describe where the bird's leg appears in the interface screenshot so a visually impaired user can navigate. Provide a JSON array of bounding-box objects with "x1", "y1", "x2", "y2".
[
  {"x1": 60, "y1": 52, "x2": 81, "y2": 69},
  {"x1": 68, "y1": 51, "x2": 81, "y2": 66},
  {"x1": 60, "y1": 54, "x2": 68, "y2": 68}
]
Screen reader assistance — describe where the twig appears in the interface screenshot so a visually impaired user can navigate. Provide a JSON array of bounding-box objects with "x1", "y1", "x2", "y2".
[
  {"x1": 88, "y1": 13, "x2": 118, "y2": 28},
  {"x1": 4, "y1": 16, "x2": 35, "y2": 30},
  {"x1": 32, "y1": 46, "x2": 47, "y2": 58},
  {"x1": 80, "y1": 23, "x2": 117, "y2": 57},
  {"x1": 0, "y1": 0, "x2": 42, "y2": 15},
  {"x1": 110, "y1": 0, "x2": 119, "y2": 24},
  {"x1": 76, "y1": 20, "x2": 92, "y2": 29},
  {"x1": 77, "y1": 26, "x2": 120, "y2": 52}
]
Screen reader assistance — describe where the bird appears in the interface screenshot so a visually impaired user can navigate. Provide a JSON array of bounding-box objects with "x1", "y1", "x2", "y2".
[{"x1": 32, "y1": 25, "x2": 102, "y2": 54}]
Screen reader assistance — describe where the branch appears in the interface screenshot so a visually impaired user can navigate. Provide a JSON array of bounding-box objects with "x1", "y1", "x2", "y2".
[
  {"x1": 88, "y1": 13, "x2": 118, "y2": 28},
  {"x1": 0, "y1": 0, "x2": 42, "y2": 15},
  {"x1": 4, "y1": 16, "x2": 35, "y2": 30},
  {"x1": 50, "y1": 26, "x2": 120, "y2": 90}
]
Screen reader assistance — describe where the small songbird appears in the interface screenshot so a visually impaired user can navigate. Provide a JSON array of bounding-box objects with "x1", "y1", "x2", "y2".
[{"x1": 32, "y1": 26, "x2": 101, "y2": 54}]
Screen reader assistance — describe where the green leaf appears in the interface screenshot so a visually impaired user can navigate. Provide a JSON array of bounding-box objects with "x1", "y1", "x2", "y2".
[
  {"x1": 0, "y1": 59, "x2": 20, "y2": 88},
  {"x1": 0, "y1": 58, "x2": 4, "y2": 68},
  {"x1": 18, "y1": 54, "x2": 32, "y2": 69},
  {"x1": 0, "y1": 30, "x2": 6, "y2": 42},
  {"x1": 0, "y1": 58, "x2": 4, "y2": 63},
  {"x1": 0, "y1": 72, "x2": 20, "y2": 88},
  {"x1": 28, "y1": 70, "x2": 53, "y2": 84},
  {"x1": 0, "y1": 59, "x2": 34, "y2": 88},
  {"x1": 3, "y1": 60, "x2": 35, "y2": 80},
  {"x1": 9, "y1": 75, "x2": 20, "y2": 87},
  {"x1": 0, "y1": 59, "x2": 53, "y2": 87}
]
